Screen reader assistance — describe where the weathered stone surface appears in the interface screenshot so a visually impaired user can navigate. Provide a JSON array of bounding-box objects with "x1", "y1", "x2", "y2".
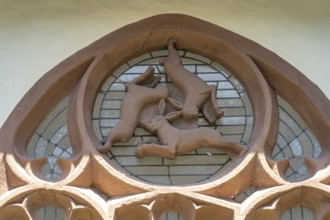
[{"x1": 0, "y1": 14, "x2": 329, "y2": 219}]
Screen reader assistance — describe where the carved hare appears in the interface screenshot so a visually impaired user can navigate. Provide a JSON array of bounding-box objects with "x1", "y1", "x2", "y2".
[
  {"x1": 160, "y1": 39, "x2": 224, "y2": 124},
  {"x1": 135, "y1": 99, "x2": 246, "y2": 160},
  {"x1": 98, "y1": 67, "x2": 169, "y2": 153}
]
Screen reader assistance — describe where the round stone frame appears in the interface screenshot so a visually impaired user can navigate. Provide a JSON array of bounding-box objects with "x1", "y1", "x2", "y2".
[{"x1": 0, "y1": 14, "x2": 329, "y2": 219}]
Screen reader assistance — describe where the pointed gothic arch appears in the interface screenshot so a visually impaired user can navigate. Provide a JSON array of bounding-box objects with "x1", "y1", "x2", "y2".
[{"x1": 0, "y1": 14, "x2": 329, "y2": 219}]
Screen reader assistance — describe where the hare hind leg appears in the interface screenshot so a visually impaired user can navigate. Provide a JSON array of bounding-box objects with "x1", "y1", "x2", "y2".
[
  {"x1": 135, "y1": 143, "x2": 176, "y2": 160},
  {"x1": 218, "y1": 142, "x2": 247, "y2": 160},
  {"x1": 207, "y1": 138, "x2": 247, "y2": 160}
]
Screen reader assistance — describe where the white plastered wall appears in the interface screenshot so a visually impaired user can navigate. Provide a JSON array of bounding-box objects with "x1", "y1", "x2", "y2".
[{"x1": 0, "y1": 0, "x2": 329, "y2": 127}]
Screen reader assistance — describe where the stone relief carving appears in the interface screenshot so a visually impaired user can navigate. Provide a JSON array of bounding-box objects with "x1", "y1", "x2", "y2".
[
  {"x1": 99, "y1": 39, "x2": 246, "y2": 160},
  {"x1": 159, "y1": 39, "x2": 224, "y2": 123},
  {"x1": 1, "y1": 14, "x2": 329, "y2": 220},
  {"x1": 97, "y1": 66, "x2": 169, "y2": 154},
  {"x1": 135, "y1": 98, "x2": 246, "y2": 160}
]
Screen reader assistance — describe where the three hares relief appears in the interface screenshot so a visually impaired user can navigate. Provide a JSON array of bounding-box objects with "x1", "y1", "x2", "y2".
[{"x1": 97, "y1": 39, "x2": 247, "y2": 160}]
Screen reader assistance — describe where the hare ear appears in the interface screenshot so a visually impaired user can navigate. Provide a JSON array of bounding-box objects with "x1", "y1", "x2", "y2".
[
  {"x1": 159, "y1": 98, "x2": 166, "y2": 116},
  {"x1": 164, "y1": 111, "x2": 181, "y2": 121},
  {"x1": 168, "y1": 97, "x2": 183, "y2": 110}
]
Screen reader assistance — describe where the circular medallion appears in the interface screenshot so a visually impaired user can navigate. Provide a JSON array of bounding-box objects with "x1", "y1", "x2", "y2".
[{"x1": 93, "y1": 50, "x2": 253, "y2": 185}]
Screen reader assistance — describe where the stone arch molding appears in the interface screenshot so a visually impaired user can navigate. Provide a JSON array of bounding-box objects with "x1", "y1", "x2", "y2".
[{"x1": 0, "y1": 14, "x2": 329, "y2": 219}]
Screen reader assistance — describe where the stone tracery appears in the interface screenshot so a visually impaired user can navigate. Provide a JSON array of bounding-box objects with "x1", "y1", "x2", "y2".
[{"x1": 0, "y1": 14, "x2": 329, "y2": 219}]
